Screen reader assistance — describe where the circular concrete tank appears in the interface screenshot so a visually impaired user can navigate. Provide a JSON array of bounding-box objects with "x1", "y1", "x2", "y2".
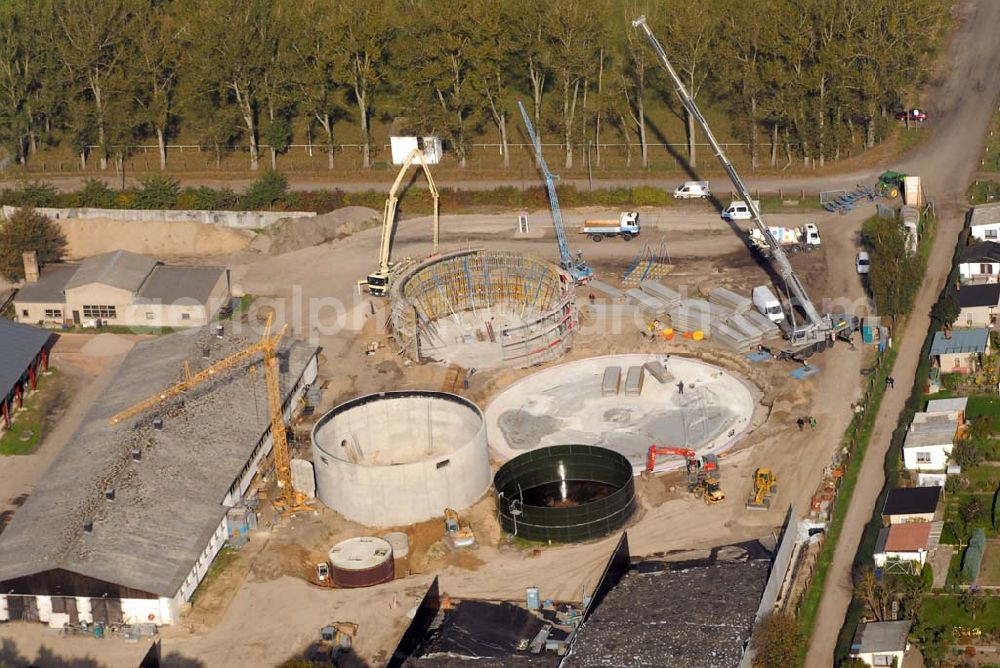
[
  {"x1": 389, "y1": 249, "x2": 577, "y2": 368},
  {"x1": 312, "y1": 391, "x2": 491, "y2": 527},
  {"x1": 494, "y1": 444, "x2": 637, "y2": 543},
  {"x1": 328, "y1": 536, "x2": 394, "y2": 588}
]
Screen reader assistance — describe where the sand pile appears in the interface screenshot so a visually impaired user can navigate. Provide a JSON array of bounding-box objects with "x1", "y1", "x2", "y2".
[
  {"x1": 250, "y1": 206, "x2": 379, "y2": 255},
  {"x1": 81, "y1": 333, "x2": 134, "y2": 357}
]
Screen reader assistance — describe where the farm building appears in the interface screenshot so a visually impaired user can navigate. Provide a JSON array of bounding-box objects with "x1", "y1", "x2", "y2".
[
  {"x1": 14, "y1": 250, "x2": 229, "y2": 329},
  {"x1": 873, "y1": 522, "x2": 938, "y2": 574},
  {"x1": 954, "y1": 283, "x2": 1000, "y2": 327},
  {"x1": 929, "y1": 328, "x2": 990, "y2": 374},
  {"x1": 0, "y1": 319, "x2": 54, "y2": 430},
  {"x1": 958, "y1": 240, "x2": 1000, "y2": 284},
  {"x1": 881, "y1": 487, "x2": 941, "y2": 525},
  {"x1": 0, "y1": 326, "x2": 318, "y2": 627},
  {"x1": 969, "y1": 202, "x2": 1000, "y2": 243},
  {"x1": 849, "y1": 620, "x2": 911, "y2": 667},
  {"x1": 902, "y1": 407, "x2": 963, "y2": 472}
]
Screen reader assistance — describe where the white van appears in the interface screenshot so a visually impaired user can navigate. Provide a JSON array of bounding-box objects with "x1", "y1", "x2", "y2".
[
  {"x1": 803, "y1": 223, "x2": 821, "y2": 247},
  {"x1": 752, "y1": 285, "x2": 784, "y2": 324},
  {"x1": 722, "y1": 200, "x2": 760, "y2": 221},
  {"x1": 674, "y1": 181, "x2": 710, "y2": 199}
]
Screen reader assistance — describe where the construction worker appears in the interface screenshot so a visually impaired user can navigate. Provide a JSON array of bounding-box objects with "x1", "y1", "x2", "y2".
[
  {"x1": 677, "y1": 380, "x2": 684, "y2": 395},
  {"x1": 797, "y1": 417, "x2": 805, "y2": 431}
]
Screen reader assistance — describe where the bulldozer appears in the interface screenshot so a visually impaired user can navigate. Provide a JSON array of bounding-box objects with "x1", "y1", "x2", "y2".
[{"x1": 746, "y1": 468, "x2": 777, "y2": 511}]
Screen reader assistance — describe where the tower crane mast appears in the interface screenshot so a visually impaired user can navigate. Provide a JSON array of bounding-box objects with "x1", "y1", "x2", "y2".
[
  {"x1": 633, "y1": 16, "x2": 841, "y2": 351},
  {"x1": 108, "y1": 316, "x2": 298, "y2": 505},
  {"x1": 517, "y1": 101, "x2": 593, "y2": 284}
]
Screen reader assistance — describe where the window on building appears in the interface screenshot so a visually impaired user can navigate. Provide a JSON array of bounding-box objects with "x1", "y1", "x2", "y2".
[
  {"x1": 916, "y1": 452, "x2": 932, "y2": 464},
  {"x1": 181, "y1": 312, "x2": 191, "y2": 320},
  {"x1": 982, "y1": 264, "x2": 995, "y2": 275},
  {"x1": 82, "y1": 305, "x2": 117, "y2": 319},
  {"x1": 987, "y1": 229, "x2": 999, "y2": 239},
  {"x1": 21, "y1": 309, "x2": 28, "y2": 317},
  {"x1": 146, "y1": 312, "x2": 155, "y2": 320},
  {"x1": 44, "y1": 309, "x2": 62, "y2": 319}
]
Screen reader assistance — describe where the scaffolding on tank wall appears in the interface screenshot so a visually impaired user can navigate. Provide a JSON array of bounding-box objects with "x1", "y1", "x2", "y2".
[{"x1": 389, "y1": 249, "x2": 578, "y2": 368}]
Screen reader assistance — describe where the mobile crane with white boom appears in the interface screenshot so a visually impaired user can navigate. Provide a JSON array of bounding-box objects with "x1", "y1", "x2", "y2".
[{"x1": 632, "y1": 16, "x2": 854, "y2": 358}]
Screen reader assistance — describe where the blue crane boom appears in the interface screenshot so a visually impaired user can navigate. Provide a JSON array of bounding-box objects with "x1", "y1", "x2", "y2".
[{"x1": 517, "y1": 101, "x2": 593, "y2": 284}]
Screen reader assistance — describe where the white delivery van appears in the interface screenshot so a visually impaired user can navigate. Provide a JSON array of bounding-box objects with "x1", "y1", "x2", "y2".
[
  {"x1": 722, "y1": 200, "x2": 760, "y2": 221},
  {"x1": 752, "y1": 285, "x2": 784, "y2": 324},
  {"x1": 803, "y1": 223, "x2": 821, "y2": 247},
  {"x1": 673, "y1": 181, "x2": 710, "y2": 199}
]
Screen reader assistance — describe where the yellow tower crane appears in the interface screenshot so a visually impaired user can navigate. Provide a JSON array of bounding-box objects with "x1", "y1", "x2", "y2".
[{"x1": 107, "y1": 316, "x2": 297, "y2": 505}]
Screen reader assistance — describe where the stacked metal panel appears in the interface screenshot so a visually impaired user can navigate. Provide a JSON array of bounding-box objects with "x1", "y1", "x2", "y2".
[
  {"x1": 589, "y1": 279, "x2": 627, "y2": 303},
  {"x1": 744, "y1": 310, "x2": 783, "y2": 338},
  {"x1": 726, "y1": 313, "x2": 764, "y2": 343},
  {"x1": 708, "y1": 287, "x2": 752, "y2": 314},
  {"x1": 668, "y1": 299, "x2": 721, "y2": 335},
  {"x1": 626, "y1": 288, "x2": 669, "y2": 319},
  {"x1": 710, "y1": 321, "x2": 757, "y2": 352},
  {"x1": 643, "y1": 360, "x2": 674, "y2": 384},
  {"x1": 602, "y1": 367, "x2": 622, "y2": 396},
  {"x1": 639, "y1": 281, "x2": 682, "y2": 310}
]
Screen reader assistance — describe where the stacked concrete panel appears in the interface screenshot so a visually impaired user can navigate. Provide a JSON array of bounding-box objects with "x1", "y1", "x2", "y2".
[
  {"x1": 589, "y1": 280, "x2": 627, "y2": 303},
  {"x1": 626, "y1": 288, "x2": 669, "y2": 319},
  {"x1": 639, "y1": 281, "x2": 682, "y2": 310},
  {"x1": 744, "y1": 310, "x2": 783, "y2": 338},
  {"x1": 710, "y1": 322, "x2": 757, "y2": 352},
  {"x1": 708, "y1": 288, "x2": 752, "y2": 314},
  {"x1": 726, "y1": 313, "x2": 764, "y2": 343}
]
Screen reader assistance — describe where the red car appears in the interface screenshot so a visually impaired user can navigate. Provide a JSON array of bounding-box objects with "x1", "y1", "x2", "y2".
[{"x1": 895, "y1": 108, "x2": 928, "y2": 122}]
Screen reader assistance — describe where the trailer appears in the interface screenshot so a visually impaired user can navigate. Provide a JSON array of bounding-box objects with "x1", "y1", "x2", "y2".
[{"x1": 581, "y1": 211, "x2": 641, "y2": 242}]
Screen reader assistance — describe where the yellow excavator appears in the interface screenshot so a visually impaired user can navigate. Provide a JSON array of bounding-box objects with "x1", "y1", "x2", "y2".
[
  {"x1": 361, "y1": 142, "x2": 441, "y2": 296},
  {"x1": 746, "y1": 468, "x2": 777, "y2": 511}
]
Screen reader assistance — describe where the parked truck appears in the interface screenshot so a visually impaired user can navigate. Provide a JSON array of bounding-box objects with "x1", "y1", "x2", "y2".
[
  {"x1": 581, "y1": 211, "x2": 641, "y2": 242},
  {"x1": 747, "y1": 223, "x2": 821, "y2": 256}
]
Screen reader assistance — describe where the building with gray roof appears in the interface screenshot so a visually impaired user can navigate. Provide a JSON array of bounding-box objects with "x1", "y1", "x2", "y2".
[
  {"x1": 13, "y1": 250, "x2": 228, "y2": 329},
  {"x1": 0, "y1": 326, "x2": 318, "y2": 627},
  {"x1": 849, "y1": 620, "x2": 911, "y2": 666},
  {"x1": 0, "y1": 319, "x2": 54, "y2": 430},
  {"x1": 929, "y1": 328, "x2": 990, "y2": 374}
]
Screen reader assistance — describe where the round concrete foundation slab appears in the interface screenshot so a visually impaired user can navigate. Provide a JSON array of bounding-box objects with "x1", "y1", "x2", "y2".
[
  {"x1": 486, "y1": 354, "x2": 756, "y2": 473},
  {"x1": 311, "y1": 391, "x2": 491, "y2": 527},
  {"x1": 494, "y1": 444, "x2": 637, "y2": 543},
  {"x1": 328, "y1": 536, "x2": 394, "y2": 588}
]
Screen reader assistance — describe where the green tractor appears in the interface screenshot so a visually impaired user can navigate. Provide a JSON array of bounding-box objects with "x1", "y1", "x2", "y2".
[{"x1": 876, "y1": 170, "x2": 907, "y2": 199}]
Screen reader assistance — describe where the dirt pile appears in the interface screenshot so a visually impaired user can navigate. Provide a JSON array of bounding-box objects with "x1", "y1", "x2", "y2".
[{"x1": 250, "y1": 206, "x2": 379, "y2": 255}]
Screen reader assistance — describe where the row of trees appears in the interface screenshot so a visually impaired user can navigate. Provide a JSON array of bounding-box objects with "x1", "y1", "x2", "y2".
[{"x1": 0, "y1": 0, "x2": 950, "y2": 174}]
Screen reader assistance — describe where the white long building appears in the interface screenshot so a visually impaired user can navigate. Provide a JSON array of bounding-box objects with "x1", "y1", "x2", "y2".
[{"x1": 0, "y1": 326, "x2": 317, "y2": 626}]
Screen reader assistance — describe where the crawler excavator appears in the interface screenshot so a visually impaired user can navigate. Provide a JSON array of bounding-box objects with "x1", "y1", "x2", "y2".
[{"x1": 645, "y1": 445, "x2": 724, "y2": 504}]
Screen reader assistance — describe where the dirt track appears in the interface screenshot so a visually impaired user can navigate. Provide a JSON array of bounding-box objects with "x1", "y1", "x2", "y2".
[{"x1": 804, "y1": 0, "x2": 1000, "y2": 664}]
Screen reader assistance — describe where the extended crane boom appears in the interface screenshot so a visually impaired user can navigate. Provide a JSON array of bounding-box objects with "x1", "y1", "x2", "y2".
[
  {"x1": 632, "y1": 16, "x2": 829, "y2": 346},
  {"x1": 363, "y1": 147, "x2": 440, "y2": 296},
  {"x1": 108, "y1": 317, "x2": 298, "y2": 505},
  {"x1": 517, "y1": 101, "x2": 593, "y2": 284}
]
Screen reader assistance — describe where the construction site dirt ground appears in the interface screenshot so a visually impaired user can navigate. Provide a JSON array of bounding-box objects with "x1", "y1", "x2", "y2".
[{"x1": 0, "y1": 192, "x2": 875, "y2": 666}]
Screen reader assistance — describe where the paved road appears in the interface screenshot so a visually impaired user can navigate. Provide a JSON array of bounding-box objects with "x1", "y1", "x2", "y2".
[{"x1": 804, "y1": 1, "x2": 1000, "y2": 665}]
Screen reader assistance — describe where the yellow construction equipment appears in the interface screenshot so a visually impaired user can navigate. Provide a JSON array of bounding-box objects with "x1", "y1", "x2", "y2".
[
  {"x1": 693, "y1": 476, "x2": 725, "y2": 505},
  {"x1": 746, "y1": 468, "x2": 777, "y2": 511},
  {"x1": 108, "y1": 315, "x2": 298, "y2": 506},
  {"x1": 444, "y1": 508, "x2": 476, "y2": 548},
  {"x1": 361, "y1": 146, "x2": 440, "y2": 296}
]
